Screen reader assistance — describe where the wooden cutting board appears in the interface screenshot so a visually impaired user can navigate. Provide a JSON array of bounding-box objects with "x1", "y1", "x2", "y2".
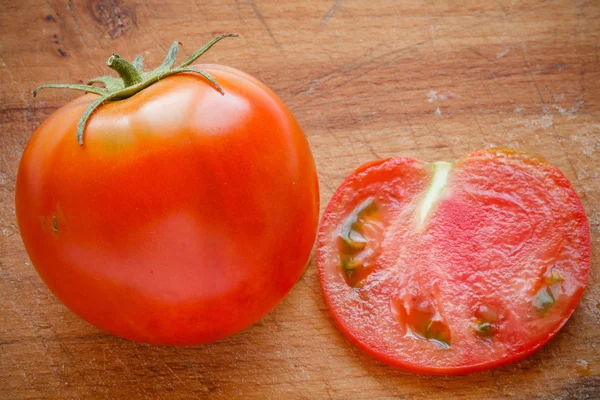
[{"x1": 1, "y1": 0, "x2": 598, "y2": 398}]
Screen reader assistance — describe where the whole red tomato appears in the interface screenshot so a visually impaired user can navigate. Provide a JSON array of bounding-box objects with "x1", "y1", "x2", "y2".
[{"x1": 16, "y1": 36, "x2": 319, "y2": 345}]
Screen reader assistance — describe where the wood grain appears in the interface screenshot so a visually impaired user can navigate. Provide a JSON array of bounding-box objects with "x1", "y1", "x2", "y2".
[{"x1": 1, "y1": 0, "x2": 599, "y2": 398}]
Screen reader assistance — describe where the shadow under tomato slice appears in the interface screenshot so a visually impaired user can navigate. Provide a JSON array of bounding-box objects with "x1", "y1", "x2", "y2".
[{"x1": 317, "y1": 149, "x2": 591, "y2": 375}]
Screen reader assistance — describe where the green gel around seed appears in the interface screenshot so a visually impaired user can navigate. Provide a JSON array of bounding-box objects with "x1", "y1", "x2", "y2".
[
  {"x1": 533, "y1": 287, "x2": 555, "y2": 315},
  {"x1": 545, "y1": 270, "x2": 564, "y2": 285},
  {"x1": 341, "y1": 258, "x2": 362, "y2": 271},
  {"x1": 425, "y1": 317, "x2": 451, "y2": 348},
  {"x1": 473, "y1": 321, "x2": 494, "y2": 338},
  {"x1": 339, "y1": 197, "x2": 379, "y2": 251}
]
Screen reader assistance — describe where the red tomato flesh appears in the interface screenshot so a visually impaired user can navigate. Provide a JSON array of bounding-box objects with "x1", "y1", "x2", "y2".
[{"x1": 317, "y1": 149, "x2": 590, "y2": 374}]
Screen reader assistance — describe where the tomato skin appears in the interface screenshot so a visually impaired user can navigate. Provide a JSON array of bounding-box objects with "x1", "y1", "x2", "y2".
[
  {"x1": 16, "y1": 64, "x2": 319, "y2": 345},
  {"x1": 317, "y1": 150, "x2": 590, "y2": 375}
]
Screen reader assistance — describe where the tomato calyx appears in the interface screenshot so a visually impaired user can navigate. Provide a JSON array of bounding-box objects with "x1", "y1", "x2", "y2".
[{"x1": 32, "y1": 33, "x2": 238, "y2": 145}]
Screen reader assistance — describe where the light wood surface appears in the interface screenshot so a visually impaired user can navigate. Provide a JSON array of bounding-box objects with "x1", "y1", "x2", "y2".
[{"x1": 1, "y1": 0, "x2": 599, "y2": 398}]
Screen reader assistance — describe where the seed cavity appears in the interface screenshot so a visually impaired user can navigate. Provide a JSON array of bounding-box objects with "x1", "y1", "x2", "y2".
[
  {"x1": 424, "y1": 314, "x2": 452, "y2": 348},
  {"x1": 337, "y1": 198, "x2": 382, "y2": 287},
  {"x1": 533, "y1": 287, "x2": 555, "y2": 315},
  {"x1": 544, "y1": 269, "x2": 564, "y2": 286},
  {"x1": 533, "y1": 267, "x2": 564, "y2": 316},
  {"x1": 473, "y1": 321, "x2": 494, "y2": 337},
  {"x1": 392, "y1": 288, "x2": 451, "y2": 349},
  {"x1": 471, "y1": 304, "x2": 500, "y2": 339},
  {"x1": 339, "y1": 198, "x2": 379, "y2": 251}
]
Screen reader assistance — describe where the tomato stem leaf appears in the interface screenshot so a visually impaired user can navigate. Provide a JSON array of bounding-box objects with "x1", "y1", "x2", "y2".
[
  {"x1": 158, "y1": 41, "x2": 182, "y2": 72},
  {"x1": 179, "y1": 68, "x2": 224, "y2": 95},
  {"x1": 33, "y1": 84, "x2": 108, "y2": 97},
  {"x1": 177, "y1": 34, "x2": 238, "y2": 69},
  {"x1": 33, "y1": 34, "x2": 238, "y2": 145},
  {"x1": 132, "y1": 55, "x2": 144, "y2": 72},
  {"x1": 76, "y1": 92, "x2": 121, "y2": 145},
  {"x1": 87, "y1": 76, "x2": 125, "y2": 92}
]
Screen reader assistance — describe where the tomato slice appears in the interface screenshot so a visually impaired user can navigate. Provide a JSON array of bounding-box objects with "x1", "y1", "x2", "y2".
[{"x1": 317, "y1": 149, "x2": 591, "y2": 375}]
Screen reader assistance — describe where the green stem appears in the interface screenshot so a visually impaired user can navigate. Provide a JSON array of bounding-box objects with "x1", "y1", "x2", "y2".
[
  {"x1": 178, "y1": 33, "x2": 238, "y2": 68},
  {"x1": 107, "y1": 54, "x2": 143, "y2": 87},
  {"x1": 178, "y1": 68, "x2": 224, "y2": 94},
  {"x1": 109, "y1": 68, "x2": 223, "y2": 101},
  {"x1": 33, "y1": 34, "x2": 238, "y2": 146},
  {"x1": 33, "y1": 83, "x2": 107, "y2": 97},
  {"x1": 77, "y1": 95, "x2": 111, "y2": 145}
]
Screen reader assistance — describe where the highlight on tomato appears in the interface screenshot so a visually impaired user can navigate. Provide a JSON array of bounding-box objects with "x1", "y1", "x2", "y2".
[
  {"x1": 16, "y1": 35, "x2": 320, "y2": 345},
  {"x1": 317, "y1": 149, "x2": 590, "y2": 374}
]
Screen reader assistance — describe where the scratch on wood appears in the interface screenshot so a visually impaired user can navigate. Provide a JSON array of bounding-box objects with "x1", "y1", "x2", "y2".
[
  {"x1": 293, "y1": 0, "x2": 559, "y2": 109},
  {"x1": 522, "y1": 41, "x2": 585, "y2": 187},
  {"x1": 163, "y1": 361, "x2": 184, "y2": 383},
  {"x1": 247, "y1": 0, "x2": 283, "y2": 52},
  {"x1": 67, "y1": 0, "x2": 83, "y2": 40},
  {"x1": 468, "y1": 47, "x2": 497, "y2": 64},
  {"x1": 191, "y1": 0, "x2": 203, "y2": 13},
  {"x1": 319, "y1": 0, "x2": 342, "y2": 31}
]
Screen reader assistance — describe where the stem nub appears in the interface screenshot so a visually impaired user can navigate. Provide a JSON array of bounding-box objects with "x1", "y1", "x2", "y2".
[
  {"x1": 33, "y1": 33, "x2": 238, "y2": 145},
  {"x1": 106, "y1": 54, "x2": 143, "y2": 87}
]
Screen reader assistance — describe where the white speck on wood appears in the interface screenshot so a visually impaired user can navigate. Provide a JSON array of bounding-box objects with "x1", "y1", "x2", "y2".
[
  {"x1": 427, "y1": 90, "x2": 459, "y2": 103},
  {"x1": 524, "y1": 114, "x2": 553, "y2": 130},
  {"x1": 496, "y1": 48, "x2": 510, "y2": 58},
  {"x1": 552, "y1": 100, "x2": 585, "y2": 117}
]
